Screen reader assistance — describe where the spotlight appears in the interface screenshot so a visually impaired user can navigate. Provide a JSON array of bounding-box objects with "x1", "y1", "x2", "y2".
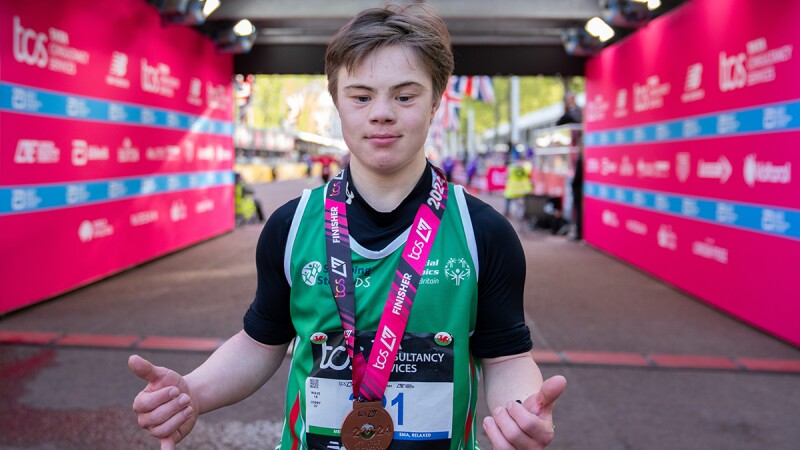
[
  {"x1": 158, "y1": 0, "x2": 218, "y2": 26},
  {"x1": 600, "y1": 0, "x2": 652, "y2": 28},
  {"x1": 215, "y1": 20, "x2": 257, "y2": 54},
  {"x1": 561, "y1": 27, "x2": 605, "y2": 57},
  {"x1": 585, "y1": 17, "x2": 615, "y2": 42}
]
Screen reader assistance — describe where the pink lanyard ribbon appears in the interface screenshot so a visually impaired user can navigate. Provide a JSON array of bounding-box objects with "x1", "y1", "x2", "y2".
[{"x1": 324, "y1": 165, "x2": 448, "y2": 401}]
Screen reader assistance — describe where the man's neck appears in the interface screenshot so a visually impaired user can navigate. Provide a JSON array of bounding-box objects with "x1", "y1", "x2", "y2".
[{"x1": 349, "y1": 158, "x2": 428, "y2": 213}]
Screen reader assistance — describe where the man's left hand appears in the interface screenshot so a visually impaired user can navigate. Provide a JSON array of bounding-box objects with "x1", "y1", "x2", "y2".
[{"x1": 482, "y1": 375, "x2": 567, "y2": 449}]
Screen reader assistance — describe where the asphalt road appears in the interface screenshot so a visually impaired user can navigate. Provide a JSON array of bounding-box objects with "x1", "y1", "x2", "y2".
[{"x1": 1, "y1": 177, "x2": 798, "y2": 450}]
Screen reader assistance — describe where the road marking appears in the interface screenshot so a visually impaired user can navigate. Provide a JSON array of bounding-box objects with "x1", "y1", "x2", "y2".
[{"x1": 1, "y1": 330, "x2": 798, "y2": 373}]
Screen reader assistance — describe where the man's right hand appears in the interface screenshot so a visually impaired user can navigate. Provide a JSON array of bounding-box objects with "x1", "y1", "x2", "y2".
[{"x1": 129, "y1": 355, "x2": 199, "y2": 450}]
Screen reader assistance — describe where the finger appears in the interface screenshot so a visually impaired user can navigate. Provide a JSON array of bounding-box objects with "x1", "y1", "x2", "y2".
[
  {"x1": 523, "y1": 375, "x2": 567, "y2": 414},
  {"x1": 489, "y1": 406, "x2": 537, "y2": 449},
  {"x1": 137, "y1": 392, "x2": 190, "y2": 429},
  {"x1": 506, "y1": 401, "x2": 555, "y2": 445},
  {"x1": 133, "y1": 385, "x2": 180, "y2": 415},
  {"x1": 161, "y1": 435, "x2": 178, "y2": 450},
  {"x1": 128, "y1": 354, "x2": 164, "y2": 385},
  {"x1": 482, "y1": 416, "x2": 514, "y2": 450},
  {"x1": 148, "y1": 404, "x2": 193, "y2": 440}
]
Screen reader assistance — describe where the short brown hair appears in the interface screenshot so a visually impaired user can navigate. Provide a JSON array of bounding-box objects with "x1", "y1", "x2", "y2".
[{"x1": 325, "y1": 4, "x2": 454, "y2": 106}]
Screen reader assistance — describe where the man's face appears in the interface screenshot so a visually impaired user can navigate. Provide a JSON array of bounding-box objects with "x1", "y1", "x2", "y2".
[{"x1": 335, "y1": 45, "x2": 437, "y2": 175}]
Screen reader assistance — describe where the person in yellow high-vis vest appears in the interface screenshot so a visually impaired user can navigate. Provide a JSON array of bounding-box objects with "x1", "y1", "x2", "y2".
[{"x1": 503, "y1": 160, "x2": 533, "y2": 217}]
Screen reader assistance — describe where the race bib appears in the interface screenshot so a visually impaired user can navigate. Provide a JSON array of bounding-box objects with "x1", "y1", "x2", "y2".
[{"x1": 305, "y1": 331, "x2": 455, "y2": 449}]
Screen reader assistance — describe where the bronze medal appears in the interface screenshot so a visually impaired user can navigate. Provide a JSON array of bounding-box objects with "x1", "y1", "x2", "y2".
[{"x1": 340, "y1": 401, "x2": 394, "y2": 450}]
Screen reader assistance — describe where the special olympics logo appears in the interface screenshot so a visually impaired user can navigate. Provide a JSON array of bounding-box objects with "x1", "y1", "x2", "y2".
[
  {"x1": 444, "y1": 258, "x2": 471, "y2": 286},
  {"x1": 302, "y1": 261, "x2": 323, "y2": 286}
]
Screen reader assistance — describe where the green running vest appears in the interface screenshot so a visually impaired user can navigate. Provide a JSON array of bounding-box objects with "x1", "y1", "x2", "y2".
[{"x1": 276, "y1": 180, "x2": 481, "y2": 450}]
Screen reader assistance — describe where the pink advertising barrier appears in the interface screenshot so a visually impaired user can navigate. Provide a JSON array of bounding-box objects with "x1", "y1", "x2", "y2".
[
  {"x1": 584, "y1": 0, "x2": 800, "y2": 345},
  {"x1": 1, "y1": 0, "x2": 234, "y2": 313},
  {"x1": 484, "y1": 166, "x2": 508, "y2": 192}
]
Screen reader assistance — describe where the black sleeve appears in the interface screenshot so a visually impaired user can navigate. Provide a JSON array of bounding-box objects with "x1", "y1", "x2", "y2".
[
  {"x1": 465, "y1": 193, "x2": 534, "y2": 358},
  {"x1": 242, "y1": 197, "x2": 300, "y2": 345}
]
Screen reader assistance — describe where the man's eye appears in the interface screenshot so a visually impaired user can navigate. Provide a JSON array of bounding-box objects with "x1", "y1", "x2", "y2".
[
  {"x1": 397, "y1": 95, "x2": 413, "y2": 102},
  {"x1": 355, "y1": 96, "x2": 370, "y2": 102}
]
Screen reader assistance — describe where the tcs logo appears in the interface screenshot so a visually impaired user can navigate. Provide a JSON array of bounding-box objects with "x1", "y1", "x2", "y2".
[{"x1": 12, "y1": 16, "x2": 48, "y2": 68}]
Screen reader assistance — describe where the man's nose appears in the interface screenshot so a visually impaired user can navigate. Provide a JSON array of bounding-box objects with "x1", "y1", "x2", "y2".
[{"x1": 369, "y1": 98, "x2": 396, "y2": 123}]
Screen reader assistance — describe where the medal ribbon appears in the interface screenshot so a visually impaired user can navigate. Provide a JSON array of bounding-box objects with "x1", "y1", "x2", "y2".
[{"x1": 324, "y1": 165, "x2": 448, "y2": 401}]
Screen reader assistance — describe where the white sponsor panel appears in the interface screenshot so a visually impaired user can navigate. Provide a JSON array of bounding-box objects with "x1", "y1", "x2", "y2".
[
  {"x1": 675, "y1": 152, "x2": 691, "y2": 183},
  {"x1": 72, "y1": 140, "x2": 110, "y2": 166},
  {"x1": 601, "y1": 157, "x2": 618, "y2": 176},
  {"x1": 625, "y1": 219, "x2": 648, "y2": 236},
  {"x1": 697, "y1": 156, "x2": 732, "y2": 183},
  {"x1": 657, "y1": 225, "x2": 677, "y2": 250},
  {"x1": 633, "y1": 75, "x2": 671, "y2": 112},
  {"x1": 196, "y1": 145, "x2": 215, "y2": 161},
  {"x1": 130, "y1": 210, "x2": 159, "y2": 226},
  {"x1": 170, "y1": 199, "x2": 188, "y2": 222},
  {"x1": 66, "y1": 184, "x2": 90, "y2": 205},
  {"x1": 613, "y1": 88, "x2": 628, "y2": 118},
  {"x1": 761, "y1": 209, "x2": 791, "y2": 233},
  {"x1": 187, "y1": 78, "x2": 203, "y2": 106},
  {"x1": 615, "y1": 156, "x2": 633, "y2": 177},
  {"x1": 216, "y1": 146, "x2": 233, "y2": 162},
  {"x1": 637, "y1": 159, "x2": 670, "y2": 179},
  {"x1": 719, "y1": 36, "x2": 793, "y2": 92},
  {"x1": 12, "y1": 15, "x2": 89, "y2": 75},
  {"x1": 692, "y1": 239, "x2": 729, "y2": 264},
  {"x1": 195, "y1": 199, "x2": 215, "y2": 213},
  {"x1": 105, "y1": 51, "x2": 130, "y2": 88},
  {"x1": 601, "y1": 209, "x2": 620, "y2": 228},
  {"x1": 117, "y1": 138, "x2": 140, "y2": 163},
  {"x1": 140, "y1": 58, "x2": 181, "y2": 97},
  {"x1": 206, "y1": 82, "x2": 230, "y2": 111},
  {"x1": 78, "y1": 218, "x2": 114, "y2": 243},
  {"x1": 743, "y1": 154, "x2": 792, "y2": 187},
  {"x1": 11, "y1": 87, "x2": 42, "y2": 112},
  {"x1": 681, "y1": 63, "x2": 706, "y2": 103},
  {"x1": 715, "y1": 203, "x2": 738, "y2": 224},
  {"x1": 108, "y1": 181, "x2": 127, "y2": 199},
  {"x1": 11, "y1": 189, "x2": 42, "y2": 211},
  {"x1": 762, "y1": 106, "x2": 792, "y2": 130},
  {"x1": 14, "y1": 139, "x2": 60, "y2": 164},
  {"x1": 586, "y1": 157, "x2": 600, "y2": 174},
  {"x1": 585, "y1": 94, "x2": 609, "y2": 122}
]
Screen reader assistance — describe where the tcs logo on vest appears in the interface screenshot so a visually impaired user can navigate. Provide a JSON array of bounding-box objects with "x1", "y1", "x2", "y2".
[{"x1": 12, "y1": 16, "x2": 48, "y2": 68}]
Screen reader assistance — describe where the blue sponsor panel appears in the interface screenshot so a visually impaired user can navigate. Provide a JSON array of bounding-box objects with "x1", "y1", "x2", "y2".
[
  {"x1": 585, "y1": 99, "x2": 800, "y2": 146},
  {"x1": 0, "y1": 170, "x2": 234, "y2": 215},
  {"x1": 585, "y1": 181, "x2": 799, "y2": 240},
  {"x1": 0, "y1": 82, "x2": 233, "y2": 136}
]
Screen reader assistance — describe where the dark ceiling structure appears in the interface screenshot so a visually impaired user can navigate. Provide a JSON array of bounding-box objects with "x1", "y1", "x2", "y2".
[{"x1": 196, "y1": 0, "x2": 688, "y2": 76}]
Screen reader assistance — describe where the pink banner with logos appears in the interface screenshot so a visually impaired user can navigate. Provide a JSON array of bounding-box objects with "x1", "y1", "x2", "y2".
[
  {"x1": 0, "y1": 0, "x2": 235, "y2": 313},
  {"x1": 584, "y1": 0, "x2": 800, "y2": 345}
]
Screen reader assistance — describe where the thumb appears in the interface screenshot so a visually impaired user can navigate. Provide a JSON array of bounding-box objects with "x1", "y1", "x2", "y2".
[
  {"x1": 161, "y1": 436, "x2": 175, "y2": 450},
  {"x1": 160, "y1": 437, "x2": 176, "y2": 450},
  {"x1": 523, "y1": 375, "x2": 567, "y2": 415},
  {"x1": 128, "y1": 354, "x2": 164, "y2": 385}
]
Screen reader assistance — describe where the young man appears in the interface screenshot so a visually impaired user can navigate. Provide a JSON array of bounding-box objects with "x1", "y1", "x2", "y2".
[{"x1": 129, "y1": 5, "x2": 565, "y2": 450}]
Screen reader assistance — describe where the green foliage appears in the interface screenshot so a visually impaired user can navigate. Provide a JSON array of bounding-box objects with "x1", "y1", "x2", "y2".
[
  {"x1": 463, "y1": 76, "x2": 576, "y2": 136},
  {"x1": 245, "y1": 74, "x2": 585, "y2": 135}
]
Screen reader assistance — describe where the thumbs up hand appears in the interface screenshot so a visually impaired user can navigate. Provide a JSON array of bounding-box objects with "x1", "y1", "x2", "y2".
[
  {"x1": 128, "y1": 355, "x2": 199, "y2": 450},
  {"x1": 483, "y1": 375, "x2": 567, "y2": 449}
]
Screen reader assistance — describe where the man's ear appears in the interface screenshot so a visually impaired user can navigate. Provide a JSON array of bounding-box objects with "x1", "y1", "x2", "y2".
[{"x1": 431, "y1": 98, "x2": 441, "y2": 124}]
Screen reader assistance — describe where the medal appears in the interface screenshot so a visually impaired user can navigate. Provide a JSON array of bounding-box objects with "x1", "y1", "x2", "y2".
[{"x1": 340, "y1": 401, "x2": 394, "y2": 450}]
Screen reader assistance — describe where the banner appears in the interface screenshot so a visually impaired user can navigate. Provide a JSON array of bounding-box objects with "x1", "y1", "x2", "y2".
[
  {"x1": 0, "y1": 0, "x2": 234, "y2": 312},
  {"x1": 584, "y1": 0, "x2": 799, "y2": 345}
]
